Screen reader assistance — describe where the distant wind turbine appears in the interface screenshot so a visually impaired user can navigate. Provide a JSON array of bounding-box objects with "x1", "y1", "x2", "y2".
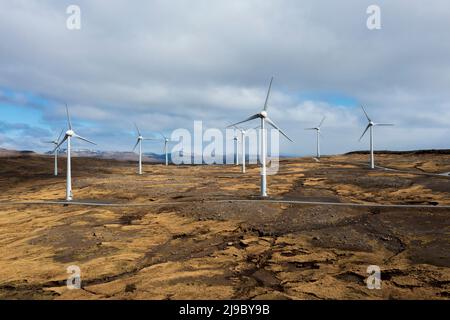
[
  {"x1": 53, "y1": 104, "x2": 96, "y2": 201},
  {"x1": 359, "y1": 106, "x2": 394, "y2": 169},
  {"x1": 305, "y1": 116, "x2": 325, "y2": 159},
  {"x1": 228, "y1": 77, "x2": 293, "y2": 197},
  {"x1": 233, "y1": 126, "x2": 247, "y2": 173},
  {"x1": 45, "y1": 129, "x2": 64, "y2": 176},
  {"x1": 233, "y1": 134, "x2": 239, "y2": 166},
  {"x1": 159, "y1": 132, "x2": 173, "y2": 166},
  {"x1": 132, "y1": 123, "x2": 157, "y2": 174}
]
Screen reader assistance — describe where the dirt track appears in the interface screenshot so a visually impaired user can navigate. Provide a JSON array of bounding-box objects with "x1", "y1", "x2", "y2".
[{"x1": 0, "y1": 152, "x2": 449, "y2": 299}]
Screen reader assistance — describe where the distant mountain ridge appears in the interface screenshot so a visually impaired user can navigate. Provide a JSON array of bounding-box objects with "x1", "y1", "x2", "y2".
[
  {"x1": 1, "y1": 147, "x2": 450, "y2": 160},
  {"x1": 346, "y1": 149, "x2": 450, "y2": 155},
  {"x1": 0, "y1": 148, "x2": 35, "y2": 157},
  {"x1": 49, "y1": 149, "x2": 164, "y2": 163},
  {"x1": 0, "y1": 148, "x2": 162, "y2": 162}
]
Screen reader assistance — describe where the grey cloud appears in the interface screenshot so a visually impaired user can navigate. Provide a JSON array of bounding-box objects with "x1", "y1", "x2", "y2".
[{"x1": 0, "y1": 0, "x2": 449, "y2": 154}]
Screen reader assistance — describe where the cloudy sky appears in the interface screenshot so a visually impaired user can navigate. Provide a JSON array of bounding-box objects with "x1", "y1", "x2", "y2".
[{"x1": 0, "y1": 0, "x2": 449, "y2": 156}]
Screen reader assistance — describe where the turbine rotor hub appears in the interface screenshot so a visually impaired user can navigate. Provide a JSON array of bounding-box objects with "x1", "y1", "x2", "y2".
[
  {"x1": 260, "y1": 111, "x2": 268, "y2": 118},
  {"x1": 66, "y1": 130, "x2": 74, "y2": 137}
]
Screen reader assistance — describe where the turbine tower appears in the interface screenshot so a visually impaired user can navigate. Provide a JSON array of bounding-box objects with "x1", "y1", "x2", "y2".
[
  {"x1": 359, "y1": 106, "x2": 394, "y2": 169},
  {"x1": 132, "y1": 123, "x2": 156, "y2": 174},
  {"x1": 53, "y1": 104, "x2": 96, "y2": 201},
  {"x1": 233, "y1": 134, "x2": 239, "y2": 166},
  {"x1": 159, "y1": 133, "x2": 173, "y2": 166},
  {"x1": 228, "y1": 77, "x2": 293, "y2": 197},
  {"x1": 305, "y1": 116, "x2": 325, "y2": 159},
  {"x1": 45, "y1": 129, "x2": 64, "y2": 176}
]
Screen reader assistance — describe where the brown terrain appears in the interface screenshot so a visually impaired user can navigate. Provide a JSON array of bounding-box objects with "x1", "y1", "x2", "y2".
[{"x1": 0, "y1": 151, "x2": 449, "y2": 300}]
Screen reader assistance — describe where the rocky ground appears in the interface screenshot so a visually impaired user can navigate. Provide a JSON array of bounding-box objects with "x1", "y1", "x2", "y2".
[{"x1": 0, "y1": 152, "x2": 449, "y2": 299}]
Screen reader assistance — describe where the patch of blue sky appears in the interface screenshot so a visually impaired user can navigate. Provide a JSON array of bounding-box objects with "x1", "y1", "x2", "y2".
[
  {"x1": 0, "y1": 104, "x2": 44, "y2": 127},
  {"x1": 0, "y1": 87, "x2": 52, "y2": 126},
  {"x1": 0, "y1": 88, "x2": 88, "y2": 132}
]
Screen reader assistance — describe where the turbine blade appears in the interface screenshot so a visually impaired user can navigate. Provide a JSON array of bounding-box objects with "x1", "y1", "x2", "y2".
[
  {"x1": 228, "y1": 114, "x2": 260, "y2": 128},
  {"x1": 265, "y1": 117, "x2": 293, "y2": 142},
  {"x1": 304, "y1": 128, "x2": 316, "y2": 130},
  {"x1": 361, "y1": 106, "x2": 371, "y2": 122},
  {"x1": 159, "y1": 132, "x2": 166, "y2": 140},
  {"x1": 375, "y1": 123, "x2": 394, "y2": 126},
  {"x1": 318, "y1": 116, "x2": 326, "y2": 128},
  {"x1": 143, "y1": 138, "x2": 158, "y2": 141},
  {"x1": 263, "y1": 76, "x2": 273, "y2": 111},
  {"x1": 134, "y1": 122, "x2": 141, "y2": 136},
  {"x1": 132, "y1": 139, "x2": 139, "y2": 151},
  {"x1": 73, "y1": 134, "x2": 96, "y2": 145},
  {"x1": 52, "y1": 135, "x2": 67, "y2": 153},
  {"x1": 57, "y1": 129, "x2": 64, "y2": 142},
  {"x1": 66, "y1": 103, "x2": 72, "y2": 130},
  {"x1": 359, "y1": 124, "x2": 370, "y2": 141}
]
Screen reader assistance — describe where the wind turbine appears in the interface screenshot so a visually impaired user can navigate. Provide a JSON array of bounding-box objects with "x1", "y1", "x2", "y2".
[
  {"x1": 233, "y1": 126, "x2": 247, "y2": 173},
  {"x1": 228, "y1": 77, "x2": 293, "y2": 197},
  {"x1": 132, "y1": 123, "x2": 157, "y2": 174},
  {"x1": 159, "y1": 132, "x2": 173, "y2": 166},
  {"x1": 233, "y1": 134, "x2": 239, "y2": 166},
  {"x1": 359, "y1": 106, "x2": 394, "y2": 169},
  {"x1": 45, "y1": 129, "x2": 64, "y2": 176},
  {"x1": 52, "y1": 104, "x2": 96, "y2": 201},
  {"x1": 305, "y1": 116, "x2": 325, "y2": 159}
]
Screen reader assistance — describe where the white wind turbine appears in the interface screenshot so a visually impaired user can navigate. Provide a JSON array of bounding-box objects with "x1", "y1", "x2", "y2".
[
  {"x1": 305, "y1": 116, "x2": 325, "y2": 159},
  {"x1": 132, "y1": 123, "x2": 157, "y2": 174},
  {"x1": 359, "y1": 106, "x2": 394, "y2": 169},
  {"x1": 228, "y1": 77, "x2": 293, "y2": 197},
  {"x1": 233, "y1": 126, "x2": 247, "y2": 173},
  {"x1": 45, "y1": 129, "x2": 64, "y2": 176},
  {"x1": 233, "y1": 134, "x2": 239, "y2": 166},
  {"x1": 159, "y1": 132, "x2": 173, "y2": 166},
  {"x1": 52, "y1": 104, "x2": 96, "y2": 201}
]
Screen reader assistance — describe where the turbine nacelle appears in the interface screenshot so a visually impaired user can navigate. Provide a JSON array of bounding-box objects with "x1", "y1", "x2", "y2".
[
  {"x1": 227, "y1": 78, "x2": 293, "y2": 142},
  {"x1": 47, "y1": 129, "x2": 65, "y2": 149},
  {"x1": 305, "y1": 116, "x2": 325, "y2": 134},
  {"x1": 66, "y1": 129, "x2": 75, "y2": 137},
  {"x1": 359, "y1": 106, "x2": 394, "y2": 142}
]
